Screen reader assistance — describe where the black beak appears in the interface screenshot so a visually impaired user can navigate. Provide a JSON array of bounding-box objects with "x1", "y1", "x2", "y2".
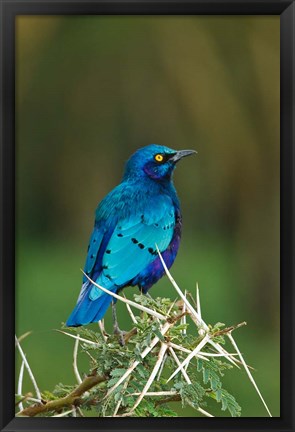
[{"x1": 170, "y1": 149, "x2": 197, "y2": 163}]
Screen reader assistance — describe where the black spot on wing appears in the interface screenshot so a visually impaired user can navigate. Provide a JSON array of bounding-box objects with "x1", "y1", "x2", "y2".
[
  {"x1": 117, "y1": 233, "x2": 123, "y2": 237},
  {"x1": 106, "y1": 249, "x2": 111, "y2": 254},
  {"x1": 148, "y1": 247, "x2": 157, "y2": 256},
  {"x1": 132, "y1": 238, "x2": 138, "y2": 244},
  {"x1": 138, "y1": 243, "x2": 144, "y2": 249}
]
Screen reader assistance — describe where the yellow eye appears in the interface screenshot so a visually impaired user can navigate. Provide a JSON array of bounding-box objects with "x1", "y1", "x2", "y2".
[{"x1": 154, "y1": 154, "x2": 164, "y2": 162}]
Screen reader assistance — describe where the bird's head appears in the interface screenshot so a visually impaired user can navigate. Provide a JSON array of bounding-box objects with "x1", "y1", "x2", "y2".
[{"x1": 123, "y1": 144, "x2": 196, "y2": 182}]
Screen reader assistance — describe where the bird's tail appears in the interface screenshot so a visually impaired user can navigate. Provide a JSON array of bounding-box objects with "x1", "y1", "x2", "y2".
[{"x1": 66, "y1": 281, "x2": 116, "y2": 327}]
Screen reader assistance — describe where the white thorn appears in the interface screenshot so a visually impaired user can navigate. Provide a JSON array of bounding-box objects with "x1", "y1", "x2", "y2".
[
  {"x1": 105, "y1": 322, "x2": 172, "y2": 399},
  {"x1": 168, "y1": 341, "x2": 209, "y2": 362},
  {"x1": 181, "y1": 292, "x2": 187, "y2": 335},
  {"x1": 207, "y1": 339, "x2": 241, "y2": 368},
  {"x1": 198, "y1": 407, "x2": 214, "y2": 417},
  {"x1": 113, "y1": 376, "x2": 131, "y2": 416},
  {"x1": 53, "y1": 409, "x2": 76, "y2": 417},
  {"x1": 98, "y1": 320, "x2": 108, "y2": 341},
  {"x1": 130, "y1": 391, "x2": 177, "y2": 396},
  {"x1": 169, "y1": 347, "x2": 191, "y2": 384},
  {"x1": 83, "y1": 271, "x2": 166, "y2": 321},
  {"x1": 123, "y1": 343, "x2": 168, "y2": 416},
  {"x1": 166, "y1": 335, "x2": 210, "y2": 383},
  {"x1": 15, "y1": 335, "x2": 42, "y2": 401},
  {"x1": 156, "y1": 247, "x2": 208, "y2": 329},
  {"x1": 157, "y1": 353, "x2": 167, "y2": 381},
  {"x1": 228, "y1": 333, "x2": 272, "y2": 417},
  {"x1": 57, "y1": 330, "x2": 99, "y2": 346},
  {"x1": 73, "y1": 336, "x2": 82, "y2": 384},
  {"x1": 196, "y1": 283, "x2": 201, "y2": 316},
  {"x1": 123, "y1": 294, "x2": 138, "y2": 324},
  {"x1": 17, "y1": 360, "x2": 25, "y2": 411}
]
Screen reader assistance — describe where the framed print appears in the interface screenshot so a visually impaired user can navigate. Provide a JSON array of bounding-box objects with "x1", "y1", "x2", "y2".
[{"x1": 0, "y1": 1, "x2": 294, "y2": 431}]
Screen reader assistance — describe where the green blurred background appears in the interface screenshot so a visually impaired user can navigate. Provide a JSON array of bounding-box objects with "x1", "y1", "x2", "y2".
[{"x1": 15, "y1": 16, "x2": 280, "y2": 417}]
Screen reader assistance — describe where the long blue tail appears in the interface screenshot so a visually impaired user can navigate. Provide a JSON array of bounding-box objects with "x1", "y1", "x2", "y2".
[{"x1": 66, "y1": 281, "x2": 116, "y2": 327}]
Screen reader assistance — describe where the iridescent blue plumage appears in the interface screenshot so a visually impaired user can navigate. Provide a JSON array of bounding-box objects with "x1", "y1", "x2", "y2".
[{"x1": 66, "y1": 144, "x2": 196, "y2": 327}]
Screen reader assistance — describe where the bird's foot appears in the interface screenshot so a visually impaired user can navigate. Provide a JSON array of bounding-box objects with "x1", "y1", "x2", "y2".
[{"x1": 114, "y1": 326, "x2": 127, "y2": 346}]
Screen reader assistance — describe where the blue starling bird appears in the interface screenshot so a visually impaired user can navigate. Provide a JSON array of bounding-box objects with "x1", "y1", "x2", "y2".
[{"x1": 66, "y1": 144, "x2": 196, "y2": 336}]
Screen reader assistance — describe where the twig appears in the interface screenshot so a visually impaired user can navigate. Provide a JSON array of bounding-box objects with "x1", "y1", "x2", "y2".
[
  {"x1": 18, "y1": 371, "x2": 107, "y2": 417},
  {"x1": 123, "y1": 327, "x2": 137, "y2": 344},
  {"x1": 212, "y1": 321, "x2": 247, "y2": 337},
  {"x1": 15, "y1": 392, "x2": 33, "y2": 408},
  {"x1": 155, "y1": 394, "x2": 181, "y2": 405},
  {"x1": 26, "y1": 396, "x2": 42, "y2": 403},
  {"x1": 15, "y1": 335, "x2": 42, "y2": 401},
  {"x1": 154, "y1": 390, "x2": 214, "y2": 418},
  {"x1": 15, "y1": 331, "x2": 32, "y2": 345}
]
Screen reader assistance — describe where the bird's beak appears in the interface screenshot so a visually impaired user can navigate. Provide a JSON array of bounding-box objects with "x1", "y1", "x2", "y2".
[{"x1": 170, "y1": 149, "x2": 197, "y2": 163}]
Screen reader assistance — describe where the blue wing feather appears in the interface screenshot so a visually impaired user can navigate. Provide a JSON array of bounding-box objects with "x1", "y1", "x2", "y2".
[
  {"x1": 83, "y1": 226, "x2": 104, "y2": 280},
  {"x1": 100, "y1": 211, "x2": 175, "y2": 286},
  {"x1": 66, "y1": 183, "x2": 178, "y2": 327}
]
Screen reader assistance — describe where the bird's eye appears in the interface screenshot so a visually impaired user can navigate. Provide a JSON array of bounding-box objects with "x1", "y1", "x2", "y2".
[{"x1": 154, "y1": 154, "x2": 164, "y2": 163}]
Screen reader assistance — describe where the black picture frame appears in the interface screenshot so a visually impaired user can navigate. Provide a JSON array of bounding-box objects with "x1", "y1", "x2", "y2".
[{"x1": 0, "y1": 1, "x2": 294, "y2": 431}]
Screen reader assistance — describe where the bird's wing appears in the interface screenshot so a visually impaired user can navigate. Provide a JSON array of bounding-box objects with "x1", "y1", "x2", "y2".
[
  {"x1": 88, "y1": 196, "x2": 175, "y2": 300},
  {"x1": 84, "y1": 225, "x2": 105, "y2": 277}
]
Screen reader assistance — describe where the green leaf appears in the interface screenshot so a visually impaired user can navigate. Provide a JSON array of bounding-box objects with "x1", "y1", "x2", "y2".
[
  {"x1": 207, "y1": 388, "x2": 241, "y2": 417},
  {"x1": 110, "y1": 368, "x2": 127, "y2": 378},
  {"x1": 177, "y1": 382, "x2": 205, "y2": 410}
]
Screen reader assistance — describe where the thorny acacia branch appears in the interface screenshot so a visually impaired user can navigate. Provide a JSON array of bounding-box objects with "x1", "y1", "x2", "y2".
[
  {"x1": 18, "y1": 371, "x2": 107, "y2": 417},
  {"x1": 16, "y1": 249, "x2": 272, "y2": 418}
]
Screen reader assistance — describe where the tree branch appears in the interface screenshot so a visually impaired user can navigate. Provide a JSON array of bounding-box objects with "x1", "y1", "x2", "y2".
[
  {"x1": 155, "y1": 394, "x2": 181, "y2": 406},
  {"x1": 18, "y1": 372, "x2": 107, "y2": 417}
]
